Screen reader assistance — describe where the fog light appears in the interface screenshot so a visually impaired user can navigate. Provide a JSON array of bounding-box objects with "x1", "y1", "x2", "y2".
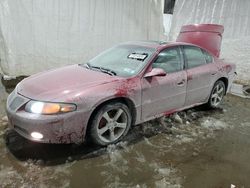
[{"x1": 31, "y1": 132, "x2": 43, "y2": 139}]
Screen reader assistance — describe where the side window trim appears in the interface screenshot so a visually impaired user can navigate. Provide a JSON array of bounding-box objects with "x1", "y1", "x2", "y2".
[
  {"x1": 177, "y1": 46, "x2": 185, "y2": 71},
  {"x1": 179, "y1": 45, "x2": 186, "y2": 69}
]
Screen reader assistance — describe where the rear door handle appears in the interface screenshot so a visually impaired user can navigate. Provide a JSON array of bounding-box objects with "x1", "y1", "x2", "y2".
[{"x1": 211, "y1": 72, "x2": 217, "y2": 76}]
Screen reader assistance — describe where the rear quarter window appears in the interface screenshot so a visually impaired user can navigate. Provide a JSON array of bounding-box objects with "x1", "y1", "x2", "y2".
[
  {"x1": 202, "y1": 50, "x2": 214, "y2": 63},
  {"x1": 183, "y1": 46, "x2": 207, "y2": 69}
]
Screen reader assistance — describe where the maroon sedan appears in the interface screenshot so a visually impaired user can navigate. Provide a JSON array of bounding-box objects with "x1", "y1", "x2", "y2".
[{"x1": 6, "y1": 24, "x2": 236, "y2": 146}]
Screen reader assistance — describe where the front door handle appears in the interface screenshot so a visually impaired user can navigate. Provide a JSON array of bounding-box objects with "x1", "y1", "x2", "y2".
[{"x1": 177, "y1": 79, "x2": 185, "y2": 86}]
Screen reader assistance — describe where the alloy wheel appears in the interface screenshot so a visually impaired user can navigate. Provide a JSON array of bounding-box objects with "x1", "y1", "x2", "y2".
[
  {"x1": 210, "y1": 82, "x2": 225, "y2": 107},
  {"x1": 97, "y1": 108, "x2": 128, "y2": 143}
]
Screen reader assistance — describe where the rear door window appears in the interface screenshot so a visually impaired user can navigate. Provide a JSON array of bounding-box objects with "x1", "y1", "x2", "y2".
[{"x1": 183, "y1": 46, "x2": 207, "y2": 69}]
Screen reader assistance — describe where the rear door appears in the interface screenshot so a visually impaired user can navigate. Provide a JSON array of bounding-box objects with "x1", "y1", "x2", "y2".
[
  {"x1": 182, "y1": 45, "x2": 215, "y2": 106},
  {"x1": 141, "y1": 47, "x2": 187, "y2": 120}
]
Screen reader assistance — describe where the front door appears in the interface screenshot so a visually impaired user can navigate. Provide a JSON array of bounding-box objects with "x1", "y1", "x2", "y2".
[{"x1": 141, "y1": 47, "x2": 187, "y2": 121}]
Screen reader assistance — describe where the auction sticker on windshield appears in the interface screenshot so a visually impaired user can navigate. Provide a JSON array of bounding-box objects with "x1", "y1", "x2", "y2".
[{"x1": 128, "y1": 53, "x2": 148, "y2": 61}]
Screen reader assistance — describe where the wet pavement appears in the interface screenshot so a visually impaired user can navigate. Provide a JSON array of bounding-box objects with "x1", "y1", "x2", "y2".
[{"x1": 0, "y1": 80, "x2": 250, "y2": 188}]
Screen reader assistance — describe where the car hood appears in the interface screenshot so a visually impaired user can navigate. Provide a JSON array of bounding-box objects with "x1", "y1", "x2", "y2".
[{"x1": 17, "y1": 64, "x2": 120, "y2": 101}]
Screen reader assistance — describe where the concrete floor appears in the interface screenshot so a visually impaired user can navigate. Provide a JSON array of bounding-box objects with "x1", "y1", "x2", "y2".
[{"x1": 0, "y1": 80, "x2": 250, "y2": 188}]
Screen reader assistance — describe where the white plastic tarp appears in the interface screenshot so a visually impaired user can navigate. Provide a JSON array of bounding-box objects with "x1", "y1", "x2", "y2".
[
  {"x1": 0, "y1": 0, "x2": 165, "y2": 77},
  {"x1": 170, "y1": 0, "x2": 250, "y2": 82}
]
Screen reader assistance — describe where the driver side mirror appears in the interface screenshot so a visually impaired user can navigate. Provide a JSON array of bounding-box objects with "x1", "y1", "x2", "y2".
[{"x1": 144, "y1": 68, "x2": 167, "y2": 78}]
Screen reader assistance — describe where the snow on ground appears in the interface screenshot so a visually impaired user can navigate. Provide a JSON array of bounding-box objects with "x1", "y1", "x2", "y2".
[
  {"x1": 0, "y1": 160, "x2": 73, "y2": 188},
  {"x1": 102, "y1": 109, "x2": 233, "y2": 188},
  {"x1": 159, "y1": 110, "x2": 231, "y2": 144},
  {"x1": 0, "y1": 105, "x2": 234, "y2": 187},
  {"x1": 201, "y1": 118, "x2": 229, "y2": 130},
  {"x1": 104, "y1": 142, "x2": 183, "y2": 188}
]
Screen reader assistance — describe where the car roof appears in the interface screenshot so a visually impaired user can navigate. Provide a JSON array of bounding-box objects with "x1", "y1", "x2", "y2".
[{"x1": 122, "y1": 40, "x2": 197, "y2": 51}]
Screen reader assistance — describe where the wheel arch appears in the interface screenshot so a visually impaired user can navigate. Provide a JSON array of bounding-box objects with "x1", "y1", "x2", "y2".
[
  {"x1": 86, "y1": 97, "x2": 137, "y2": 135},
  {"x1": 217, "y1": 77, "x2": 228, "y2": 94}
]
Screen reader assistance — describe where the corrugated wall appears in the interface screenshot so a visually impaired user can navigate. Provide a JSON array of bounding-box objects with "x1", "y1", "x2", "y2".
[
  {"x1": 0, "y1": 0, "x2": 165, "y2": 76},
  {"x1": 170, "y1": 0, "x2": 250, "y2": 40},
  {"x1": 170, "y1": 0, "x2": 250, "y2": 82}
]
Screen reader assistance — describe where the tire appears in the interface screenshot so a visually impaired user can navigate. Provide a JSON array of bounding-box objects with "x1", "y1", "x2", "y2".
[
  {"x1": 89, "y1": 102, "x2": 132, "y2": 146},
  {"x1": 206, "y1": 80, "x2": 226, "y2": 109}
]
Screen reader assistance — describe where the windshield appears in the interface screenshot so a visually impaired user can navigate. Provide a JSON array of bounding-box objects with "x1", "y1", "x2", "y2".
[{"x1": 86, "y1": 44, "x2": 156, "y2": 77}]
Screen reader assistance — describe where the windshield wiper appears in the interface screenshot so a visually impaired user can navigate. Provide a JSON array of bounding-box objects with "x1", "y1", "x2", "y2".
[
  {"x1": 81, "y1": 62, "x2": 91, "y2": 69},
  {"x1": 92, "y1": 65, "x2": 117, "y2": 76},
  {"x1": 84, "y1": 63, "x2": 91, "y2": 69},
  {"x1": 82, "y1": 63, "x2": 116, "y2": 76}
]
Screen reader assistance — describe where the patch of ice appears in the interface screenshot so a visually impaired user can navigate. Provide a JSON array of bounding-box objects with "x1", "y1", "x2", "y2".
[
  {"x1": 201, "y1": 118, "x2": 229, "y2": 130},
  {"x1": 175, "y1": 135, "x2": 194, "y2": 144},
  {"x1": 135, "y1": 184, "x2": 147, "y2": 188},
  {"x1": 240, "y1": 122, "x2": 250, "y2": 127},
  {"x1": 135, "y1": 151, "x2": 146, "y2": 163},
  {"x1": 158, "y1": 168, "x2": 171, "y2": 176},
  {"x1": 103, "y1": 176, "x2": 134, "y2": 188},
  {"x1": 155, "y1": 178, "x2": 182, "y2": 188},
  {"x1": 0, "y1": 130, "x2": 4, "y2": 136},
  {"x1": 172, "y1": 113, "x2": 183, "y2": 124},
  {"x1": 0, "y1": 161, "x2": 72, "y2": 187},
  {"x1": 149, "y1": 162, "x2": 183, "y2": 188},
  {"x1": 0, "y1": 167, "x2": 23, "y2": 187},
  {"x1": 143, "y1": 137, "x2": 167, "y2": 149},
  {"x1": 105, "y1": 145, "x2": 129, "y2": 175},
  {"x1": 231, "y1": 184, "x2": 236, "y2": 188},
  {"x1": 1, "y1": 115, "x2": 8, "y2": 122}
]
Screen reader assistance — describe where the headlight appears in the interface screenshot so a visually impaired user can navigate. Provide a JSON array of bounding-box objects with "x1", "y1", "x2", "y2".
[{"x1": 25, "y1": 101, "x2": 76, "y2": 114}]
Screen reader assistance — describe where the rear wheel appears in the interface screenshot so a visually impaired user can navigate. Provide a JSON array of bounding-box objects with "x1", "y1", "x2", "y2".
[
  {"x1": 90, "y1": 102, "x2": 132, "y2": 146},
  {"x1": 207, "y1": 80, "x2": 226, "y2": 108}
]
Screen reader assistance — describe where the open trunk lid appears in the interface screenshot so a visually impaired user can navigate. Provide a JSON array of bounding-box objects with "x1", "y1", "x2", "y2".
[{"x1": 176, "y1": 24, "x2": 224, "y2": 57}]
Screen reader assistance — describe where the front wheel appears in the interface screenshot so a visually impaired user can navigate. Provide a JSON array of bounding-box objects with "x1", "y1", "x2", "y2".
[
  {"x1": 206, "y1": 80, "x2": 226, "y2": 108},
  {"x1": 89, "y1": 102, "x2": 132, "y2": 146}
]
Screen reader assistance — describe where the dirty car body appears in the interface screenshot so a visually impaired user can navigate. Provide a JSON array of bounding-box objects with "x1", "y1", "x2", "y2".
[{"x1": 6, "y1": 24, "x2": 236, "y2": 145}]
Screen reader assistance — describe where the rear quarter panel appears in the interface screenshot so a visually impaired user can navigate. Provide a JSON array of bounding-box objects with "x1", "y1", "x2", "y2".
[{"x1": 213, "y1": 58, "x2": 236, "y2": 93}]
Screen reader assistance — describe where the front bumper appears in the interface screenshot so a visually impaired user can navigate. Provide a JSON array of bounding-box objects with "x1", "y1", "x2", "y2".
[{"x1": 6, "y1": 91, "x2": 89, "y2": 144}]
